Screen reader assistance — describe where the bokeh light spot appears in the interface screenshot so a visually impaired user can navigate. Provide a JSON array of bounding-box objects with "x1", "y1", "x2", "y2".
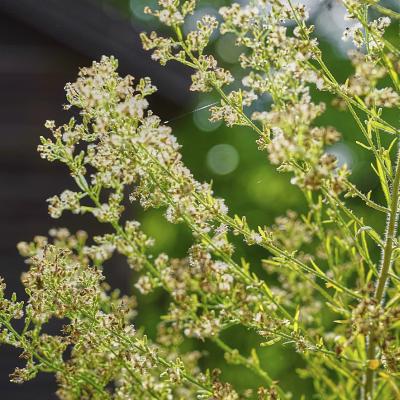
[
  {"x1": 193, "y1": 99, "x2": 222, "y2": 132},
  {"x1": 207, "y1": 144, "x2": 239, "y2": 175}
]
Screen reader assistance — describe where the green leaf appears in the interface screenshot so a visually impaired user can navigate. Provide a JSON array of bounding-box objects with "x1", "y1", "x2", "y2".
[
  {"x1": 261, "y1": 337, "x2": 282, "y2": 347},
  {"x1": 370, "y1": 120, "x2": 397, "y2": 135}
]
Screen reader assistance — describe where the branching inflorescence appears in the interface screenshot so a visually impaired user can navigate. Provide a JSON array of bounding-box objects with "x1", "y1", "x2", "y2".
[{"x1": 1, "y1": 0, "x2": 400, "y2": 399}]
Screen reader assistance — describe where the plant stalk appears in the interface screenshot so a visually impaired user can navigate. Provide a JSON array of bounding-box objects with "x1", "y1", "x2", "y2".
[{"x1": 364, "y1": 146, "x2": 400, "y2": 400}]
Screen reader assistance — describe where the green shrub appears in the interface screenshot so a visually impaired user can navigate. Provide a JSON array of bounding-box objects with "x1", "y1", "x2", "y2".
[{"x1": 1, "y1": 1, "x2": 400, "y2": 399}]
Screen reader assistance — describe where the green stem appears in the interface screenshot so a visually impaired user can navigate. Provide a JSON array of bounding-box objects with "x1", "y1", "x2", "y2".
[
  {"x1": 372, "y1": 4, "x2": 400, "y2": 19},
  {"x1": 364, "y1": 146, "x2": 400, "y2": 400},
  {"x1": 345, "y1": 182, "x2": 389, "y2": 214}
]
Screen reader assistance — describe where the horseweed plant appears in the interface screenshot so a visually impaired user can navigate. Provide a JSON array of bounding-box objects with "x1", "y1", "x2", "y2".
[{"x1": 1, "y1": 0, "x2": 400, "y2": 398}]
